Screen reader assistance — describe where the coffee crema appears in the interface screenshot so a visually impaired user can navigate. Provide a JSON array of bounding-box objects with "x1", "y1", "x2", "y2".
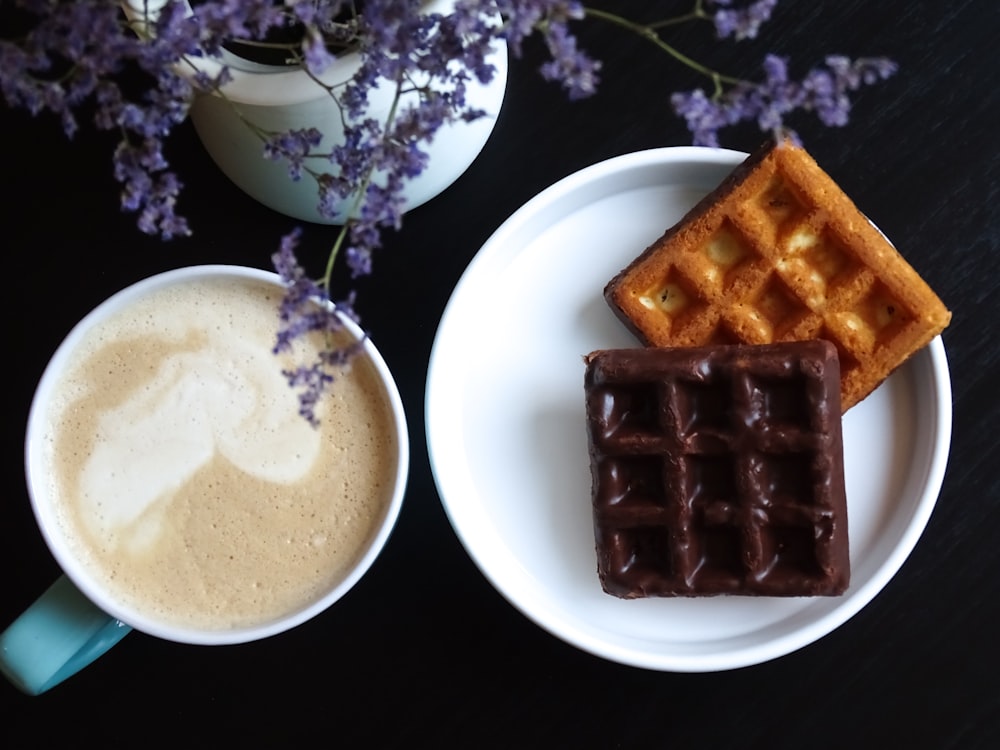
[{"x1": 36, "y1": 275, "x2": 398, "y2": 632}]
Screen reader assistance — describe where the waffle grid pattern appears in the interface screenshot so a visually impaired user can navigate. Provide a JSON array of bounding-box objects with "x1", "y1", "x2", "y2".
[
  {"x1": 606, "y1": 142, "x2": 951, "y2": 410},
  {"x1": 586, "y1": 345, "x2": 849, "y2": 598}
]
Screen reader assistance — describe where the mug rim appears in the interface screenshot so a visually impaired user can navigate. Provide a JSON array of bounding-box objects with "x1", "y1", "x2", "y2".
[{"x1": 24, "y1": 264, "x2": 409, "y2": 645}]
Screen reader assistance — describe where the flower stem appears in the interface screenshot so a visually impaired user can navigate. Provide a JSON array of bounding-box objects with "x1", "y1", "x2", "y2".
[
  {"x1": 323, "y1": 223, "x2": 350, "y2": 291},
  {"x1": 320, "y1": 77, "x2": 405, "y2": 291},
  {"x1": 581, "y1": 5, "x2": 744, "y2": 95}
]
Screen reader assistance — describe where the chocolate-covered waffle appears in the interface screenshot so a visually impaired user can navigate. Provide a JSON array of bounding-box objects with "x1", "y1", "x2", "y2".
[
  {"x1": 584, "y1": 341, "x2": 849, "y2": 598},
  {"x1": 604, "y1": 140, "x2": 951, "y2": 411}
]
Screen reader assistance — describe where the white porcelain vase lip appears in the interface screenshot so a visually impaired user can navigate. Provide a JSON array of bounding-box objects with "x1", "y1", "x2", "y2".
[
  {"x1": 121, "y1": 0, "x2": 509, "y2": 223},
  {"x1": 123, "y1": 0, "x2": 498, "y2": 105}
]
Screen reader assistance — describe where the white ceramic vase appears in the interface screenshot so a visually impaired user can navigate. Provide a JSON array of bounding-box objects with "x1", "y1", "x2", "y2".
[{"x1": 124, "y1": 0, "x2": 508, "y2": 224}]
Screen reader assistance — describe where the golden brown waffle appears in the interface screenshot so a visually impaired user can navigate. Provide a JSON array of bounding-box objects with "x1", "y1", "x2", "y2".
[{"x1": 604, "y1": 140, "x2": 951, "y2": 411}]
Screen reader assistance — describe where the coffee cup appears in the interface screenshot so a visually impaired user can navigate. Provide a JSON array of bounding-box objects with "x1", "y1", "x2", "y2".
[{"x1": 0, "y1": 265, "x2": 409, "y2": 695}]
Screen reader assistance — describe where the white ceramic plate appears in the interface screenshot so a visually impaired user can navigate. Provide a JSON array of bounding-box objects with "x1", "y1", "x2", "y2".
[{"x1": 425, "y1": 148, "x2": 952, "y2": 671}]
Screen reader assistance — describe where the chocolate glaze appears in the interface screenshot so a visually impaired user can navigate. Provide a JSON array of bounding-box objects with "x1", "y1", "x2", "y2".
[{"x1": 584, "y1": 340, "x2": 849, "y2": 598}]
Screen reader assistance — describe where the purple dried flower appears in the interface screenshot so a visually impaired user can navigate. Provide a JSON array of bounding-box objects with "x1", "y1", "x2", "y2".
[
  {"x1": 113, "y1": 137, "x2": 190, "y2": 239},
  {"x1": 315, "y1": 172, "x2": 348, "y2": 218},
  {"x1": 0, "y1": 0, "x2": 202, "y2": 236},
  {"x1": 539, "y1": 21, "x2": 601, "y2": 100},
  {"x1": 670, "y1": 89, "x2": 734, "y2": 149},
  {"x1": 709, "y1": 0, "x2": 779, "y2": 41},
  {"x1": 281, "y1": 364, "x2": 335, "y2": 427},
  {"x1": 302, "y1": 26, "x2": 337, "y2": 75},
  {"x1": 271, "y1": 227, "x2": 363, "y2": 425},
  {"x1": 671, "y1": 52, "x2": 898, "y2": 146},
  {"x1": 263, "y1": 127, "x2": 324, "y2": 181},
  {"x1": 3, "y1": 0, "x2": 900, "y2": 421},
  {"x1": 493, "y1": 0, "x2": 585, "y2": 55},
  {"x1": 272, "y1": 228, "x2": 342, "y2": 350},
  {"x1": 272, "y1": 229, "x2": 322, "y2": 311}
]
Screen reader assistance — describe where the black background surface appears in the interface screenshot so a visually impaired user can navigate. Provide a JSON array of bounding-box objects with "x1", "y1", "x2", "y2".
[{"x1": 2, "y1": 2, "x2": 998, "y2": 747}]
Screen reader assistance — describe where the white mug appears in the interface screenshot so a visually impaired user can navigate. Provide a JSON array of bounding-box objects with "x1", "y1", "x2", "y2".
[{"x1": 0, "y1": 265, "x2": 409, "y2": 694}]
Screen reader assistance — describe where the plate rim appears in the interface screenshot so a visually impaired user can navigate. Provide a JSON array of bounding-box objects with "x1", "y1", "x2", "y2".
[{"x1": 425, "y1": 146, "x2": 952, "y2": 671}]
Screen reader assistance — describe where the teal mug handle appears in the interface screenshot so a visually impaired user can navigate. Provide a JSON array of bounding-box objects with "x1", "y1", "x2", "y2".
[{"x1": 0, "y1": 575, "x2": 132, "y2": 695}]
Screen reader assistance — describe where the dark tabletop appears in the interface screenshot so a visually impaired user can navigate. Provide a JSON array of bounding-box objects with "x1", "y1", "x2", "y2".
[{"x1": 2, "y1": 1, "x2": 998, "y2": 747}]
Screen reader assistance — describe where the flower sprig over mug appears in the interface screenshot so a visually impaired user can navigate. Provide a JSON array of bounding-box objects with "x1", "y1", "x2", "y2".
[{"x1": 1, "y1": 0, "x2": 896, "y2": 424}]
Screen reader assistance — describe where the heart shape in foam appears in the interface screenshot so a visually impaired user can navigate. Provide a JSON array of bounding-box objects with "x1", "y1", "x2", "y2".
[{"x1": 78, "y1": 338, "x2": 321, "y2": 546}]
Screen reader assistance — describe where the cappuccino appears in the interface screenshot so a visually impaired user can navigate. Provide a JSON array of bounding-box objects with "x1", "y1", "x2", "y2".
[{"x1": 32, "y1": 273, "x2": 400, "y2": 633}]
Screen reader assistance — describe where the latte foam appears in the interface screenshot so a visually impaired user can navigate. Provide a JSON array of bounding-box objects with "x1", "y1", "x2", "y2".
[{"x1": 36, "y1": 275, "x2": 398, "y2": 632}]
